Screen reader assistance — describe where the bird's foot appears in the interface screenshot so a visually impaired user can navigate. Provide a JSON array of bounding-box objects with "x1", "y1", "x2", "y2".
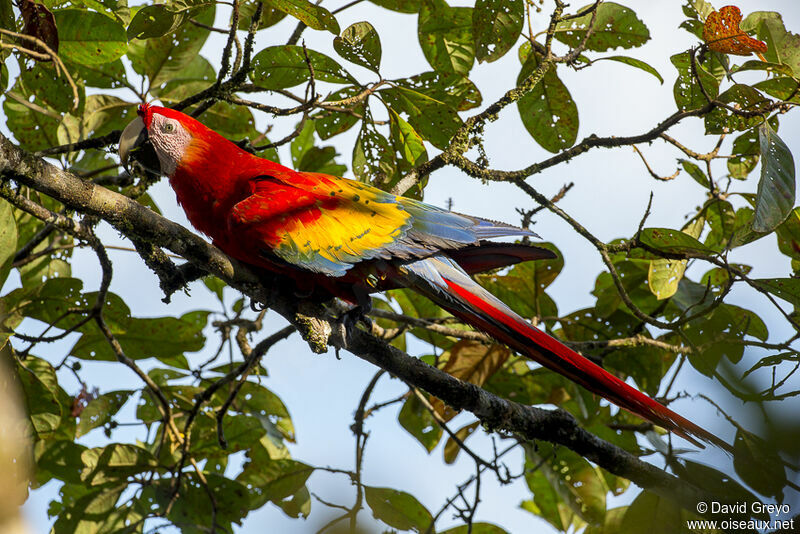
[{"x1": 333, "y1": 305, "x2": 373, "y2": 351}]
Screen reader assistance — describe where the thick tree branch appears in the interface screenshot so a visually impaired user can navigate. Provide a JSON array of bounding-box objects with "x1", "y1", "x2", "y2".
[{"x1": 0, "y1": 133, "x2": 723, "y2": 514}]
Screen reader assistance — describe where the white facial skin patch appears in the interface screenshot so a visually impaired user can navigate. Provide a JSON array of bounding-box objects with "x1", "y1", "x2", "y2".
[{"x1": 148, "y1": 114, "x2": 193, "y2": 177}]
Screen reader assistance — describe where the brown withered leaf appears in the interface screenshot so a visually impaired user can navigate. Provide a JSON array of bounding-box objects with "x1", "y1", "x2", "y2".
[
  {"x1": 70, "y1": 386, "x2": 95, "y2": 418},
  {"x1": 18, "y1": 0, "x2": 59, "y2": 56},
  {"x1": 443, "y1": 421, "x2": 479, "y2": 464},
  {"x1": 702, "y1": 5, "x2": 767, "y2": 57},
  {"x1": 430, "y1": 340, "x2": 511, "y2": 421}
]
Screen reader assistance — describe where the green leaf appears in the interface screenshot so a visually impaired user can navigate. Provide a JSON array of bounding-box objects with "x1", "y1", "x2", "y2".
[
  {"x1": 681, "y1": 301, "x2": 766, "y2": 375},
  {"x1": 648, "y1": 258, "x2": 687, "y2": 300},
  {"x1": 53, "y1": 10, "x2": 127, "y2": 65},
  {"x1": 584, "y1": 507, "x2": 627, "y2": 534},
  {"x1": 290, "y1": 119, "x2": 316, "y2": 167},
  {"x1": 595, "y1": 55, "x2": 663, "y2": 83},
  {"x1": 554, "y1": 2, "x2": 650, "y2": 52},
  {"x1": 729, "y1": 205, "x2": 770, "y2": 248},
  {"x1": 472, "y1": 0, "x2": 523, "y2": 63},
  {"x1": 250, "y1": 45, "x2": 355, "y2": 90},
  {"x1": 51, "y1": 483, "x2": 131, "y2": 533},
  {"x1": 313, "y1": 86, "x2": 364, "y2": 139},
  {"x1": 239, "y1": 0, "x2": 287, "y2": 30},
  {"x1": 524, "y1": 442, "x2": 607, "y2": 528},
  {"x1": 753, "y1": 121, "x2": 795, "y2": 232},
  {"x1": 477, "y1": 242, "x2": 562, "y2": 321},
  {"x1": 679, "y1": 159, "x2": 709, "y2": 187},
  {"x1": 276, "y1": 486, "x2": 311, "y2": 518},
  {"x1": 237, "y1": 447, "x2": 313, "y2": 508},
  {"x1": 441, "y1": 524, "x2": 509, "y2": 534},
  {"x1": 743, "y1": 351, "x2": 800, "y2": 378},
  {"x1": 198, "y1": 100, "x2": 259, "y2": 140},
  {"x1": 82, "y1": 94, "x2": 136, "y2": 137},
  {"x1": 0, "y1": 0, "x2": 15, "y2": 31},
  {"x1": 67, "y1": 59, "x2": 128, "y2": 90},
  {"x1": 352, "y1": 115, "x2": 396, "y2": 186},
  {"x1": 733, "y1": 59, "x2": 794, "y2": 77},
  {"x1": 670, "y1": 51, "x2": 719, "y2": 111},
  {"x1": 638, "y1": 227, "x2": 713, "y2": 255},
  {"x1": 57, "y1": 112, "x2": 83, "y2": 147},
  {"x1": 684, "y1": 0, "x2": 714, "y2": 21},
  {"x1": 81, "y1": 444, "x2": 160, "y2": 485},
  {"x1": 742, "y1": 11, "x2": 800, "y2": 75},
  {"x1": 380, "y1": 86, "x2": 461, "y2": 149},
  {"x1": 7, "y1": 278, "x2": 85, "y2": 332},
  {"x1": 150, "y1": 53, "x2": 215, "y2": 102},
  {"x1": 16, "y1": 358, "x2": 63, "y2": 438},
  {"x1": 76, "y1": 390, "x2": 130, "y2": 437},
  {"x1": 75, "y1": 0, "x2": 131, "y2": 25},
  {"x1": 733, "y1": 428, "x2": 788, "y2": 499},
  {"x1": 292, "y1": 130, "x2": 347, "y2": 174},
  {"x1": 0, "y1": 199, "x2": 18, "y2": 288},
  {"x1": 647, "y1": 218, "x2": 705, "y2": 300},
  {"x1": 334, "y1": 21, "x2": 381, "y2": 73},
  {"x1": 516, "y1": 52, "x2": 578, "y2": 153},
  {"x1": 620, "y1": 491, "x2": 690, "y2": 534},
  {"x1": 147, "y1": 473, "x2": 252, "y2": 530},
  {"x1": 3, "y1": 93, "x2": 60, "y2": 152},
  {"x1": 36, "y1": 440, "x2": 87, "y2": 485},
  {"x1": 268, "y1": 0, "x2": 339, "y2": 34},
  {"x1": 418, "y1": 0, "x2": 475, "y2": 75},
  {"x1": 389, "y1": 288, "x2": 453, "y2": 346},
  {"x1": 700, "y1": 264, "x2": 750, "y2": 288},
  {"x1": 389, "y1": 110, "x2": 428, "y2": 167},
  {"x1": 398, "y1": 393, "x2": 442, "y2": 452},
  {"x1": 673, "y1": 459, "x2": 760, "y2": 506},
  {"x1": 561, "y1": 308, "x2": 641, "y2": 348},
  {"x1": 225, "y1": 381, "x2": 294, "y2": 440},
  {"x1": 127, "y1": 4, "x2": 180, "y2": 40},
  {"x1": 136, "y1": 384, "x2": 203, "y2": 423},
  {"x1": 368, "y1": 0, "x2": 420, "y2": 14},
  {"x1": 71, "y1": 311, "x2": 209, "y2": 363},
  {"x1": 193, "y1": 414, "x2": 266, "y2": 455},
  {"x1": 128, "y1": 5, "x2": 215, "y2": 90},
  {"x1": 754, "y1": 77, "x2": 800, "y2": 103},
  {"x1": 704, "y1": 199, "x2": 736, "y2": 252},
  {"x1": 393, "y1": 71, "x2": 482, "y2": 111},
  {"x1": 605, "y1": 343, "x2": 676, "y2": 396},
  {"x1": 365, "y1": 486, "x2": 434, "y2": 532},
  {"x1": 298, "y1": 146, "x2": 346, "y2": 175},
  {"x1": 776, "y1": 207, "x2": 800, "y2": 261},
  {"x1": 728, "y1": 127, "x2": 761, "y2": 179},
  {"x1": 149, "y1": 367, "x2": 188, "y2": 386},
  {"x1": 751, "y1": 278, "x2": 800, "y2": 307},
  {"x1": 484, "y1": 367, "x2": 551, "y2": 406},
  {"x1": 14, "y1": 226, "x2": 72, "y2": 287},
  {"x1": 19, "y1": 63, "x2": 84, "y2": 114},
  {"x1": 704, "y1": 84, "x2": 768, "y2": 135}
]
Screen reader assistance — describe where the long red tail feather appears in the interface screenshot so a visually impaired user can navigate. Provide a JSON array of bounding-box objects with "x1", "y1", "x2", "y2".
[{"x1": 402, "y1": 255, "x2": 731, "y2": 452}]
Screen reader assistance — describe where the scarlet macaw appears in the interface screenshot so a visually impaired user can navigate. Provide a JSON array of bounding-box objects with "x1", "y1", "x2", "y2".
[{"x1": 119, "y1": 103, "x2": 726, "y2": 450}]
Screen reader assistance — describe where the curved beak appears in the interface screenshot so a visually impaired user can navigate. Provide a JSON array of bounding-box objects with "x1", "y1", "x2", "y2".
[{"x1": 119, "y1": 116, "x2": 161, "y2": 174}]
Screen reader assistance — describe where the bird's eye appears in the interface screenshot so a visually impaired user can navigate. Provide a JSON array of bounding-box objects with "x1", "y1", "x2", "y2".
[{"x1": 162, "y1": 122, "x2": 175, "y2": 133}]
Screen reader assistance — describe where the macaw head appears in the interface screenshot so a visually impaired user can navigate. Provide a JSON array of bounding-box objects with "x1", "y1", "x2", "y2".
[{"x1": 119, "y1": 103, "x2": 212, "y2": 177}]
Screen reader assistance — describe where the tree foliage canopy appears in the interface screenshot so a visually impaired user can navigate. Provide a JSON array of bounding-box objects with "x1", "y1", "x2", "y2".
[{"x1": 1, "y1": 0, "x2": 799, "y2": 532}]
